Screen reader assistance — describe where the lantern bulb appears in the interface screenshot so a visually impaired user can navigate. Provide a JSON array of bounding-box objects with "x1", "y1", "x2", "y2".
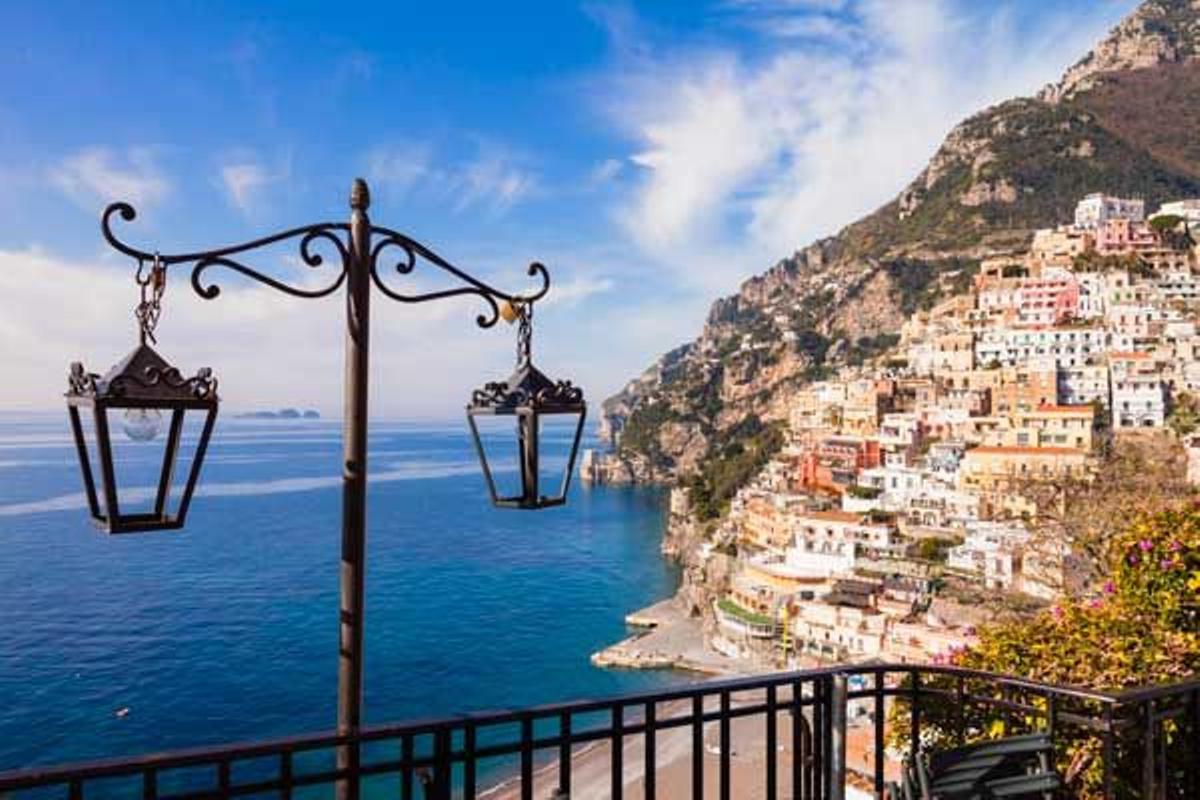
[{"x1": 122, "y1": 408, "x2": 163, "y2": 442}]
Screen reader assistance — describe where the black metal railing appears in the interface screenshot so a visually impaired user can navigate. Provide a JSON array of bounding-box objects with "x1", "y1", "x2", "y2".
[{"x1": 1, "y1": 663, "x2": 1198, "y2": 799}]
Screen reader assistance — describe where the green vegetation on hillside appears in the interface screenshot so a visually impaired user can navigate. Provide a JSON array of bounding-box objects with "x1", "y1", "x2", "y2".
[
  {"x1": 841, "y1": 91, "x2": 1200, "y2": 258},
  {"x1": 846, "y1": 333, "x2": 901, "y2": 366},
  {"x1": 685, "y1": 415, "x2": 785, "y2": 521},
  {"x1": 619, "y1": 401, "x2": 677, "y2": 464}
]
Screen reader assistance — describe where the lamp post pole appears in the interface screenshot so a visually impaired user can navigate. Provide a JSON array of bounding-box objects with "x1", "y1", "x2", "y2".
[{"x1": 338, "y1": 180, "x2": 372, "y2": 798}]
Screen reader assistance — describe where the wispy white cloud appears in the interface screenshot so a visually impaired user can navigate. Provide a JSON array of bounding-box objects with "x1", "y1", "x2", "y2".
[
  {"x1": 366, "y1": 141, "x2": 433, "y2": 193},
  {"x1": 600, "y1": 0, "x2": 1130, "y2": 295},
  {"x1": 51, "y1": 146, "x2": 170, "y2": 210},
  {"x1": 587, "y1": 158, "x2": 624, "y2": 187},
  {"x1": 722, "y1": 0, "x2": 848, "y2": 10},
  {"x1": 451, "y1": 145, "x2": 538, "y2": 214},
  {"x1": 218, "y1": 152, "x2": 291, "y2": 214},
  {"x1": 367, "y1": 140, "x2": 539, "y2": 215},
  {"x1": 542, "y1": 274, "x2": 615, "y2": 307}
]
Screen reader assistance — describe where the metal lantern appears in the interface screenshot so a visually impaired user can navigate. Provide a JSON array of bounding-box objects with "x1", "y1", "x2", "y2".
[
  {"x1": 65, "y1": 261, "x2": 219, "y2": 533},
  {"x1": 467, "y1": 303, "x2": 586, "y2": 509}
]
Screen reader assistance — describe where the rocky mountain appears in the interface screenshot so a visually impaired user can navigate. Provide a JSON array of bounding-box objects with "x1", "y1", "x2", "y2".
[{"x1": 598, "y1": 0, "x2": 1200, "y2": 508}]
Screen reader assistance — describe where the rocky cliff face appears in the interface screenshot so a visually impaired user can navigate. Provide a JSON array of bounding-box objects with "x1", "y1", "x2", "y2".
[
  {"x1": 1042, "y1": 0, "x2": 1200, "y2": 103},
  {"x1": 599, "y1": 0, "x2": 1200, "y2": 496}
]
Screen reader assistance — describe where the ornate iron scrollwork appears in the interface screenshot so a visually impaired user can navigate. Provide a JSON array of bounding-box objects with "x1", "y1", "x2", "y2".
[
  {"x1": 113, "y1": 365, "x2": 219, "y2": 400},
  {"x1": 67, "y1": 363, "x2": 99, "y2": 396},
  {"x1": 101, "y1": 200, "x2": 550, "y2": 327},
  {"x1": 471, "y1": 381, "x2": 523, "y2": 409},
  {"x1": 537, "y1": 380, "x2": 583, "y2": 406}
]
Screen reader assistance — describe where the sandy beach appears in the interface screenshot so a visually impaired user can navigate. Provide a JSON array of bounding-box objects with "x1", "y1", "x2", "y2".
[{"x1": 481, "y1": 687, "x2": 900, "y2": 799}]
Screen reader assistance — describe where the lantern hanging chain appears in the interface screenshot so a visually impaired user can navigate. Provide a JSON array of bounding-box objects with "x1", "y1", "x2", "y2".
[
  {"x1": 517, "y1": 302, "x2": 533, "y2": 368},
  {"x1": 134, "y1": 253, "x2": 167, "y2": 345}
]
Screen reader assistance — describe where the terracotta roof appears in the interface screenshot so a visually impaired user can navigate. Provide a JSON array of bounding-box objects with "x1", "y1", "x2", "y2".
[
  {"x1": 1031, "y1": 404, "x2": 1094, "y2": 414},
  {"x1": 967, "y1": 446, "x2": 1086, "y2": 456},
  {"x1": 1108, "y1": 351, "x2": 1151, "y2": 360}
]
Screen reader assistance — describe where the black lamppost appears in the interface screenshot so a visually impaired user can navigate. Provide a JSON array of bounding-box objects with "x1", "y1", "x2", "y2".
[{"x1": 65, "y1": 179, "x2": 585, "y2": 799}]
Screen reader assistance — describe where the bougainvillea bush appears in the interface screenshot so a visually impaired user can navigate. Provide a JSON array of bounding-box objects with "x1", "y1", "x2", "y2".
[{"x1": 888, "y1": 505, "x2": 1200, "y2": 796}]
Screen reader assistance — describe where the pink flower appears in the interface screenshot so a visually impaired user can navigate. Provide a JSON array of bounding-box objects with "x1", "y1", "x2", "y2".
[
  {"x1": 1139, "y1": 539, "x2": 1155, "y2": 552},
  {"x1": 1052, "y1": 605, "x2": 1064, "y2": 620},
  {"x1": 1169, "y1": 541, "x2": 1183, "y2": 552},
  {"x1": 1129, "y1": 554, "x2": 1141, "y2": 566},
  {"x1": 1103, "y1": 580, "x2": 1116, "y2": 595},
  {"x1": 1088, "y1": 598, "x2": 1103, "y2": 609},
  {"x1": 1161, "y1": 559, "x2": 1175, "y2": 571}
]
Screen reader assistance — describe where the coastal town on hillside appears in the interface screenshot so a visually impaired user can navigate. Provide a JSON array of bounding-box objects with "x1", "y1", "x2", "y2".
[{"x1": 586, "y1": 192, "x2": 1200, "y2": 674}]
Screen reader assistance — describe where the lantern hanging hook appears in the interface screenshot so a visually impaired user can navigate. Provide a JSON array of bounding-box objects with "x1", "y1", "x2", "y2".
[{"x1": 134, "y1": 252, "x2": 166, "y2": 345}]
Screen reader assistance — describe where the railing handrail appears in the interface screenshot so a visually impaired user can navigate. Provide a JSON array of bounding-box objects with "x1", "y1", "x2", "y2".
[{"x1": 4, "y1": 661, "x2": 1198, "y2": 790}]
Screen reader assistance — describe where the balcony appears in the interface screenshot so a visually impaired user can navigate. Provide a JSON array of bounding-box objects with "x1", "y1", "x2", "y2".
[{"x1": 2, "y1": 663, "x2": 1196, "y2": 799}]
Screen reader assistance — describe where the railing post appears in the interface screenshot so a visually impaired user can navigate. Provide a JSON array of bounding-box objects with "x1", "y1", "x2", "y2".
[
  {"x1": 464, "y1": 724, "x2": 477, "y2": 800},
  {"x1": 873, "y1": 670, "x2": 885, "y2": 800},
  {"x1": 792, "y1": 679, "x2": 808, "y2": 800},
  {"x1": 813, "y1": 677, "x2": 825, "y2": 799},
  {"x1": 1142, "y1": 699, "x2": 1155, "y2": 800},
  {"x1": 766, "y1": 685, "x2": 777, "y2": 800},
  {"x1": 645, "y1": 700, "x2": 657, "y2": 800},
  {"x1": 1191, "y1": 690, "x2": 1200, "y2": 800},
  {"x1": 829, "y1": 674, "x2": 847, "y2": 800},
  {"x1": 1103, "y1": 705, "x2": 1115, "y2": 800},
  {"x1": 558, "y1": 711, "x2": 571, "y2": 799},
  {"x1": 521, "y1": 716, "x2": 534, "y2": 800},
  {"x1": 909, "y1": 670, "x2": 921, "y2": 760},
  {"x1": 612, "y1": 705, "x2": 624, "y2": 800},
  {"x1": 692, "y1": 693, "x2": 704, "y2": 800},
  {"x1": 719, "y1": 690, "x2": 731, "y2": 800},
  {"x1": 434, "y1": 728, "x2": 451, "y2": 800}
]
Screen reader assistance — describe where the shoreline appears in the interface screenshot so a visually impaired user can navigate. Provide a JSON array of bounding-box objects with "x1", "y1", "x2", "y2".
[{"x1": 589, "y1": 597, "x2": 753, "y2": 676}]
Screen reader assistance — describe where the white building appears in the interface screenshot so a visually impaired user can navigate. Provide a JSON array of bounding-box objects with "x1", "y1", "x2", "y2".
[
  {"x1": 1110, "y1": 354, "x2": 1166, "y2": 428},
  {"x1": 1074, "y1": 193, "x2": 1145, "y2": 229},
  {"x1": 946, "y1": 521, "x2": 1032, "y2": 591},
  {"x1": 1157, "y1": 270, "x2": 1200, "y2": 303},
  {"x1": 974, "y1": 327, "x2": 1129, "y2": 369},
  {"x1": 1075, "y1": 271, "x2": 1132, "y2": 319},
  {"x1": 791, "y1": 510, "x2": 904, "y2": 562},
  {"x1": 879, "y1": 413, "x2": 924, "y2": 464},
  {"x1": 1106, "y1": 303, "x2": 1158, "y2": 338},
  {"x1": 1057, "y1": 363, "x2": 1109, "y2": 405}
]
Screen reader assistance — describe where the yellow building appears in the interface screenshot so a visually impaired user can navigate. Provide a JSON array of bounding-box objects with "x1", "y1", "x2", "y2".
[
  {"x1": 738, "y1": 496, "x2": 795, "y2": 551},
  {"x1": 959, "y1": 445, "x2": 1090, "y2": 517},
  {"x1": 992, "y1": 365, "x2": 1058, "y2": 415},
  {"x1": 982, "y1": 404, "x2": 1096, "y2": 452}
]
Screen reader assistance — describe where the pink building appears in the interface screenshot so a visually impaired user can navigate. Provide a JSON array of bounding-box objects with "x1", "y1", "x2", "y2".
[
  {"x1": 976, "y1": 268, "x2": 1080, "y2": 327},
  {"x1": 1095, "y1": 218, "x2": 1159, "y2": 255},
  {"x1": 1017, "y1": 271, "x2": 1080, "y2": 326}
]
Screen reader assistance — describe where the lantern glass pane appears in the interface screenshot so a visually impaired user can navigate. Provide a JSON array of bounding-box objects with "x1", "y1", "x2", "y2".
[
  {"x1": 538, "y1": 414, "x2": 582, "y2": 504},
  {"x1": 107, "y1": 406, "x2": 175, "y2": 516},
  {"x1": 70, "y1": 407, "x2": 106, "y2": 520},
  {"x1": 469, "y1": 414, "x2": 525, "y2": 504},
  {"x1": 167, "y1": 410, "x2": 209, "y2": 503}
]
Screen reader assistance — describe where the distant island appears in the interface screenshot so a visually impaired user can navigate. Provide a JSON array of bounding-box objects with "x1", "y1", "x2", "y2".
[{"x1": 234, "y1": 408, "x2": 320, "y2": 420}]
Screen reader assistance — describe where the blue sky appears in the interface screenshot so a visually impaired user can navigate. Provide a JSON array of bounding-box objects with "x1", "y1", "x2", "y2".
[{"x1": 0, "y1": 0, "x2": 1135, "y2": 417}]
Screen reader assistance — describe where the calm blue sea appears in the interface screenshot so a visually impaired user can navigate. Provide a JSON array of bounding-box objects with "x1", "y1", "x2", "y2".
[{"x1": 0, "y1": 413, "x2": 680, "y2": 772}]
